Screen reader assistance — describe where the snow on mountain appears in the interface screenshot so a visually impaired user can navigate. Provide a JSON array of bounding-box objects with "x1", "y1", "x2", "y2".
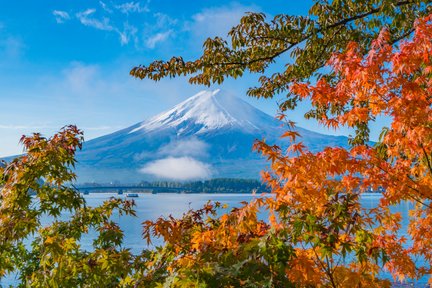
[
  {"x1": 67, "y1": 90, "x2": 350, "y2": 183},
  {"x1": 129, "y1": 89, "x2": 272, "y2": 135}
]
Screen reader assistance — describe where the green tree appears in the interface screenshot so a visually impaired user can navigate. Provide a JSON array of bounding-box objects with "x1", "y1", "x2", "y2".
[{"x1": 0, "y1": 126, "x2": 137, "y2": 287}]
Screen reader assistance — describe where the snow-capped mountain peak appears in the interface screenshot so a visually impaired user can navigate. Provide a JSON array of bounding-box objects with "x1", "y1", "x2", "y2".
[
  {"x1": 129, "y1": 89, "x2": 270, "y2": 135},
  {"x1": 2, "y1": 89, "x2": 351, "y2": 183},
  {"x1": 56, "y1": 89, "x2": 351, "y2": 183}
]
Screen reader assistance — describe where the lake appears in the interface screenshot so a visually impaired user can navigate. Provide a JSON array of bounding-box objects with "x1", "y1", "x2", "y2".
[
  {"x1": 72, "y1": 193, "x2": 262, "y2": 251},
  {"x1": 3, "y1": 193, "x2": 430, "y2": 286}
]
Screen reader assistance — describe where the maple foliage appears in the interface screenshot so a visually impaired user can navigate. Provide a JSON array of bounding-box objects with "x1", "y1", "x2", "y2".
[
  {"x1": 284, "y1": 15, "x2": 432, "y2": 283},
  {"x1": 0, "y1": 126, "x2": 138, "y2": 287},
  {"x1": 137, "y1": 13, "x2": 432, "y2": 288}
]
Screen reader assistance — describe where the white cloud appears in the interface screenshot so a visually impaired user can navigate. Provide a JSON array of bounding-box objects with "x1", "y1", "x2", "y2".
[
  {"x1": 0, "y1": 36, "x2": 25, "y2": 59},
  {"x1": 153, "y1": 12, "x2": 177, "y2": 28},
  {"x1": 141, "y1": 13, "x2": 177, "y2": 49},
  {"x1": 75, "y1": 8, "x2": 139, "y2": 45},
  {"x1": 0, "y1": 124, "x2": 118, "y2": 131},
  {"x1": 53, "y1": 10, "x2": 71, "y2": 23},
  {"x1": 81, "y1": 125, "x2": 123, "y2": 131},
  {"x1": 115, "y1": 1, "x2": 150, "y2": 14},
  {"x1": 187, "y1": 3, "x2": 259, "y2": 39},
  {"x1": 158, "y1": 138, "x2": 209, "y2": 158},
  {"x1": 118, "y1": 22, "x2": 138, "y2": 45},
  {"x1": 99, "y1": 1, "x2": 113, "y2": 13},
  {"x1": 76, "y1": 9, "x2": 113, "y2": 31},
  {"x1": 0, "y1": 124, "x2": 49, "y2": 130},
  {"x1": 52, "y1": 3, "x2": 179, "y2": 47},
  {"x1": 140, "y1": 157, "x2": 211, "y2": 180},
  {"x1": 0, "y1": 56, "x2": 204, "y2": 156},
  {"x1": 52, "y1": 61, "x2": 197, "y2": 106},
  {"x1": 145, "y1": 30, "x2": 172, "y2": 48},
  {"x1": 62, "y1": 62, "x2": 99, "y2": 93}
]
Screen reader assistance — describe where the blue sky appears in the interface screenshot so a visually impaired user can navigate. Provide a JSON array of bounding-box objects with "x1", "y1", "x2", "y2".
[{"x1": 0, "y1": 1, "x2": 388, "y2": 157}]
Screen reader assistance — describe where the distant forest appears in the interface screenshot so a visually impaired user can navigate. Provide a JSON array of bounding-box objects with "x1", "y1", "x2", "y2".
[
  {"x1": 79, "y1": 178, "x2": 270, "y2": 194},
  {"x1": 144, "y1": 178, "x2": 270, "y2": 193}
]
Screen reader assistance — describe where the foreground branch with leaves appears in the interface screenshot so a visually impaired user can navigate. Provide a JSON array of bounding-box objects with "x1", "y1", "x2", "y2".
[
  {"x1": 0, "y1": 126, "x2": 137, "y2": 287},
  {"x1": 132, "y1": 1, "x2": 432, "y2": 286},
  {"x1": 1, "y1": 1, "x2": 432, "y2": 287}
]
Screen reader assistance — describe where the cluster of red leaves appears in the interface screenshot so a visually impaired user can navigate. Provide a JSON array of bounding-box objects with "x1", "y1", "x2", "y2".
[{"x1": 286, "y1": 14, "x2": 432, "y2": 283}]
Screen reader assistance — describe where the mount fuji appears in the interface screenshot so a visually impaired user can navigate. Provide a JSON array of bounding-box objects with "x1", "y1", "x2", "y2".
[{"x1": 74, "y1": 90, "x2": 349, "y2": 183}]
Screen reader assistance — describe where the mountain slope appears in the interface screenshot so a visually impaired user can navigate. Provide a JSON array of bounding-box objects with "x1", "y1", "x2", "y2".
[{"x1": 75, "y1": 90, "x2": 349, "y2": 183}]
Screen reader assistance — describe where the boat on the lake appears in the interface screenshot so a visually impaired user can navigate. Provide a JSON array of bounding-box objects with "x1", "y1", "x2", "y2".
[{"x1": 126, "y1": 193, "x2": 139, "y2": 197}]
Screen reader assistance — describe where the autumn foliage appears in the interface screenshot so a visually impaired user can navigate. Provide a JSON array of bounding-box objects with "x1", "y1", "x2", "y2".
[
  {"x1": 0, "y1": 127, "x2": 137, "y2": 286},
  {"x1": 1, "y1": 3, "x2": 432, "y2": 288},
  {"x1": 287, "y1": 15, "x2": 432, "y2": 282},
  {"x1": 139, "y1": 14, "x2": 432, "y2": 286}
]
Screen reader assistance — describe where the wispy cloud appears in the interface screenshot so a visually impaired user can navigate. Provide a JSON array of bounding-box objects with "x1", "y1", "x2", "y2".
[
  {"x1": 0, "y1": 124, "x2": 50, "y2": 130},
  {"x1": 76, "y1": 9, "x2": 114, "y2": 31},
  {"x1": 52, "y1": 2, "x2": 178, "y2": 48},
  {"x1": 158, "y1": 138, "x2": 209, "y2": 158},
  {"x1": 118, "y1": 22, "x2": 138, "y2": 45},
  {"x1": 145, "y1": 30, "x2": 172, "y2": 48},
  {"x1": 0, "y1": 50, "x2": 202, "y2": 156},
  {"x1": 115, "y1": 1, "x2": 150, "y2": 14},
  {"x1": 187, "y1": 3, "x2": 259, "y2": 39},
  {"x1": 141, "y1": 12, "x2": 177, "y2": 48},
  {"x1": 153, "y1": 12, "x2": 177, "y2": 27},
  {"x1": 99, "y1": 1, "x2": 113, "y2": 13},
  {"x1": 0, "y1": 35, "x2": 25, "y2": 59},
  {"x1": 81, "y1": 125, "x2": 124, "y2": 131},
  {"x1": 0, "y1": 124, "x2": 120, "y2": 131},
  {"x1": 140, "y1": 157, "x2": 211, "y2": 180},
  {"x1": 53, "y1": 10, "x2": 71, "y2": 23},
  {"x1": 62, "y1": 62, "x2": 99, "y2": 92},
  {"x1": 74, "y1": 8, "x2": 140, "y2": 45}
]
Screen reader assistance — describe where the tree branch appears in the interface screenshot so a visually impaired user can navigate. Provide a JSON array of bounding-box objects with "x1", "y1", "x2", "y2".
[
  {"x1": 420, "y1": 144, "x2": 432, "y2": 176},
  {"x1": 205, "y1": 0, "x2": 417, "y2": 68}
]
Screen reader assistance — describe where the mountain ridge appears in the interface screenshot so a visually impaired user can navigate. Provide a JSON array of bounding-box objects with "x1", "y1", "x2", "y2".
[
  {"x1": 1, "y1": 90, "x2": 350, "y2": 183},
  {"x1": 73, "y1": 90, "x2": 349, "y2": 183}
]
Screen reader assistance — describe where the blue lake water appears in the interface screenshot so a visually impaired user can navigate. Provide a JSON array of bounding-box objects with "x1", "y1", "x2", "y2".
[
  {"x1": 75, "y1": 193, "x2": 261, "y2": 251},
  {"x1": 3, "y1": 193, "x2": 430, "y2": 286}
]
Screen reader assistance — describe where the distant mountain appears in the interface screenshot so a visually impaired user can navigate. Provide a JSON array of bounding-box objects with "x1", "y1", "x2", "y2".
[{"x1": 73, "y1": 90, "x2": 349, "y2": 183}]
